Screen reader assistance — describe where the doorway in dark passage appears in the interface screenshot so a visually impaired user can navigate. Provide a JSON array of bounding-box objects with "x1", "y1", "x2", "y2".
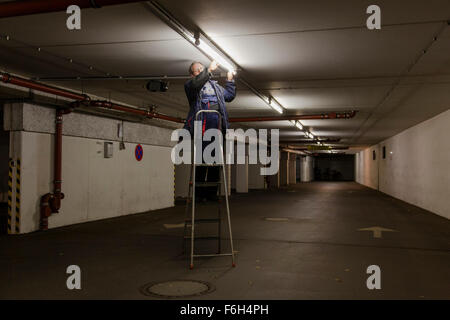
[
  {"x1": 314, "y1": 154, "x2": 355, "y2": 181},
  {"x1": 0, "y1": 105, "x2": 9, "y2": 234}
]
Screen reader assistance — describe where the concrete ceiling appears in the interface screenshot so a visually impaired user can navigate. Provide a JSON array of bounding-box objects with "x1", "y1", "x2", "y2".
[{"x1": 0, "y1": 0, "x2": 449, "y2": 151}]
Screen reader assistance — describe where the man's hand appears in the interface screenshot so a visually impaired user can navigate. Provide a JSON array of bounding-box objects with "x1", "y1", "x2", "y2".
[
  {"x1": 208, "y1": 60, "x2": 219, "y2": 73},
  {"x1": 227, "y1": 71, "x2": 234, "y2": 81}
]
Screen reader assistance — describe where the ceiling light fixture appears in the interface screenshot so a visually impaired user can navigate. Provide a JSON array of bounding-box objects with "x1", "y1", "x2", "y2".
[
  {"x1": 146, "y1": 1, "x2": 287, "y2": 115},
  {"x1": 290, "y1": 120, "x2": 304, "y2": 131},
  {"x1": 268, "y1": 97, "x2": 283, "y2": 114},
  {"x1": 194, "y1": 38, "x2": 236, "y2": 74}
]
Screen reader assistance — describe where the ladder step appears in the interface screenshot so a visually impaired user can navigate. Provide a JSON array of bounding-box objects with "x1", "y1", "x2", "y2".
[
  {"x1": 193, "y1": 253, "x2": 233, "y2": 257},
  {"x1": 185, "y1": 218, "x2": 220, "y2": 225},
  {"x1": 184, "y1": 236, "x2": 220, "y2": 240},
  {"x1": 194, "y1": 181, "x2": 222, "y2": 187}
]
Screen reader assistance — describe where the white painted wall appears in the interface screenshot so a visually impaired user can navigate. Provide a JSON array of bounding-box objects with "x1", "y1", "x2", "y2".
[
  {"x1": 4, "y1": 102, "x2": 177, "y2": 233},
  {"x1": 355, "y1": 109, "x2": 450, "y2": 219},
  {"x1": 18, "y1": 131, "x2": 174, "y2": 233},
  {"x1": 175, "y1": 164, "x2": 190, "y2": 198},
  {"x1": 355, "y1": 145, "x2": 379, "y2": 189}
]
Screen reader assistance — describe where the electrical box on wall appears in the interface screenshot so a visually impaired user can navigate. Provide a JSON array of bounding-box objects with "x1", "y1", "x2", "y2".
[{"x1": 104, "y1": 142, "x2": 113, "y2": 158}]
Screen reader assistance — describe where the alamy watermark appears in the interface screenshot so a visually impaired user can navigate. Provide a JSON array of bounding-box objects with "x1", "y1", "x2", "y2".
[
  {"x1": 366, "y1": 265, "x2": 381, "y2": 290},
  {"x1": 66, "y1": 5, "x2": 81, "y2": 30},
  {"x1": 66, "y1": 265, "x2": 81, "y2": 290},
  {"x1": 366, "y1": 5, "x2": 381, "y2": 30},
  {"x1": 171, "y1": 122, "x2": 279, "y2": 176}
]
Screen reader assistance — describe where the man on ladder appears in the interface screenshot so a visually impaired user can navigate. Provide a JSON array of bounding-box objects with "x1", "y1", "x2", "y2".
[
  {"x1": 183, "y1": 60, "x2": 236, "y2": 269},
  {"x1": 184, "y1": 60, "x2": 236, "y2": 201}
]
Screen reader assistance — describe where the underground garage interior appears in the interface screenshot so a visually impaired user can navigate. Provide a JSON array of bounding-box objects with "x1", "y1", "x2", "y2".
[{"x1": 0, "y1": 0, "x2": 449, "y2": 309}]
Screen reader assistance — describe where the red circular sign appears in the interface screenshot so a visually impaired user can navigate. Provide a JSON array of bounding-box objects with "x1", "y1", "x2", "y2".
[{"x1": 135, "y1": 144, "x2": 143, "y2": 161}]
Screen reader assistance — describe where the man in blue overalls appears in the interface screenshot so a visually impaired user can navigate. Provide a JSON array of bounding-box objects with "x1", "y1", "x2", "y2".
[{"x1": 184, "y1": 60, "x2": 236, "y2": 201}]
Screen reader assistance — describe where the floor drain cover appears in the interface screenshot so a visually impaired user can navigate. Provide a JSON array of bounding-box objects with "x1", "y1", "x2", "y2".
[{"x1": 140, "y1": 280, "x2": 215, "y2": 299}]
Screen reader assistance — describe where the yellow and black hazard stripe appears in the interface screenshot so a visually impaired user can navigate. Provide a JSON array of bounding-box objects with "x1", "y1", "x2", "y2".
[
  {"x1": 7, "y1": 159, "x2": 14, "y2": 234},
  {"x1": 15, "y1": 158, "x2": 21, "y2": 234}
]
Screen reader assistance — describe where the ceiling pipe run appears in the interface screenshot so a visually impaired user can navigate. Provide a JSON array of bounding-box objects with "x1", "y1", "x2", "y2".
[
  {"x1": 35, "y1": 75, "x2": 195, "y2": 81},
  {"x1": 77, "y1": 100, "x2": 184, "y2": 123},
  {"x1": 229, "y1": 111, "x2": 357, "y2": 122},
  {"x1": 286, "y1": 146, "x2": 350, "y2": 151},
  {"x1": 0, "y1": 72, "x2": 184, "y2": 123},
  {"x1": 281, "y1": 138, "x2": 341, "y2": 143},
  {"x1": 1, "y1": 72, "x2": 88, "y2": 101},
  {"x1": 0, "y1": 0, "x2": 145, "y2": 19},
  {"x1": 1, "y1": 72, "x2": 357, "y2": 124}
]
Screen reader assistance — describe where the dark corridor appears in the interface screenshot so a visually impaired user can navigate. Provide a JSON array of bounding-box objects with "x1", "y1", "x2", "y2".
[{"x1": 314, "y1": 154, "x2": 355, "y2": 181}]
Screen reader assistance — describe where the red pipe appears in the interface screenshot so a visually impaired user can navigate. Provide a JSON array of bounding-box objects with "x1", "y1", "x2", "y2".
[
  {"x1": 1, "y1": 72, "x2": 356, "y2": 124},
  {"x1": 86, "y1": 100, "x2": 184, "y2": 123},
  {"x1": 40, "y1": 108, "x2": 72, "y2": 230},
  {"x1": 40, "y1": 193, "x2": 52, "y2": 230},
  {"x1": 229, "y1": 111, "x2": 357, "y2": 123},
  {"x1": 1, "y1": 72, "x2": 184, "y2": 123},
  {"x1": 53, "y1": 108, "x2": 72, "y2": 209},
  {"x1": 0, "y1": 73, "x2": 87, "y2": 101},
  {"x1": 0, "y1": 0, "x2": 145, "y2": 19}
]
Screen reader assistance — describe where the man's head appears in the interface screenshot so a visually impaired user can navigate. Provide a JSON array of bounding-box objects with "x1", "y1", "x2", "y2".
[{"x1": 189, "y1": 61, "x2": 204, "y2": 77}]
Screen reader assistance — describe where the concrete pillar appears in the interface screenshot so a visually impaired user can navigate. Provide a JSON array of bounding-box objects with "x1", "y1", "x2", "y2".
[
  {"x1": 300, "y1": 155, "x2": 314, "y2": 182},
  {"x1": 0, "y1": 126, "x2": 9, "y2": 203},
  {"x1": 235, "y1": 155, "x2": 248, "y2": 193},
  {"x1": 289, "y1": 154, "x2": 296, "y2": 184},
  {"x1": 231, "y1": 162, "x2": 236, "y2": 191},
  {"x1": 248, "y1": 163, "x2": 265, "y2": 189},
  {"x1": 280, "y1": 151, "x2": 289, "y2": 186},
  {"x1": 267, "y1": 170, "x2": 280, "y2": 188}
]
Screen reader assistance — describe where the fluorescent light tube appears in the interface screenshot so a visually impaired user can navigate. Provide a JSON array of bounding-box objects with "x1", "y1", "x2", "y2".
[
  {"x1": 196, "y1": 40, "x2": 236, "y2": 74},
  {"x1": 269, "y1": 99, "x2": 283, "y2": 114},
  {"x1": 290, "y1": 120, "x2": 303, "y2": 131}
]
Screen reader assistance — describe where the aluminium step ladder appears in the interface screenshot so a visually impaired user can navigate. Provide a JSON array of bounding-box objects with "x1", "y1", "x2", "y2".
[{"x1": 183, "y1": 109, "x2": 235, "y2": 270}]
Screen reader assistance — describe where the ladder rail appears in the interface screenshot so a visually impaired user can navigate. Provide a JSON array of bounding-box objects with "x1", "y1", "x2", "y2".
[{"x1": 187, "y1": 109, "x2": 235, "y2": 269}]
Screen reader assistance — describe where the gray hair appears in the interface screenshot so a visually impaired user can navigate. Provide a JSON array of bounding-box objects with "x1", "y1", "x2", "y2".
[{"x1": 188, "y1": 61, "x2": 203, "y2": 75}]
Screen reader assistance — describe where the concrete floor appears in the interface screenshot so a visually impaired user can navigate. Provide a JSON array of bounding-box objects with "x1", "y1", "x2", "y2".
[{"x1": 1, "y1": 182, "x2": 449, "y2": 299}]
